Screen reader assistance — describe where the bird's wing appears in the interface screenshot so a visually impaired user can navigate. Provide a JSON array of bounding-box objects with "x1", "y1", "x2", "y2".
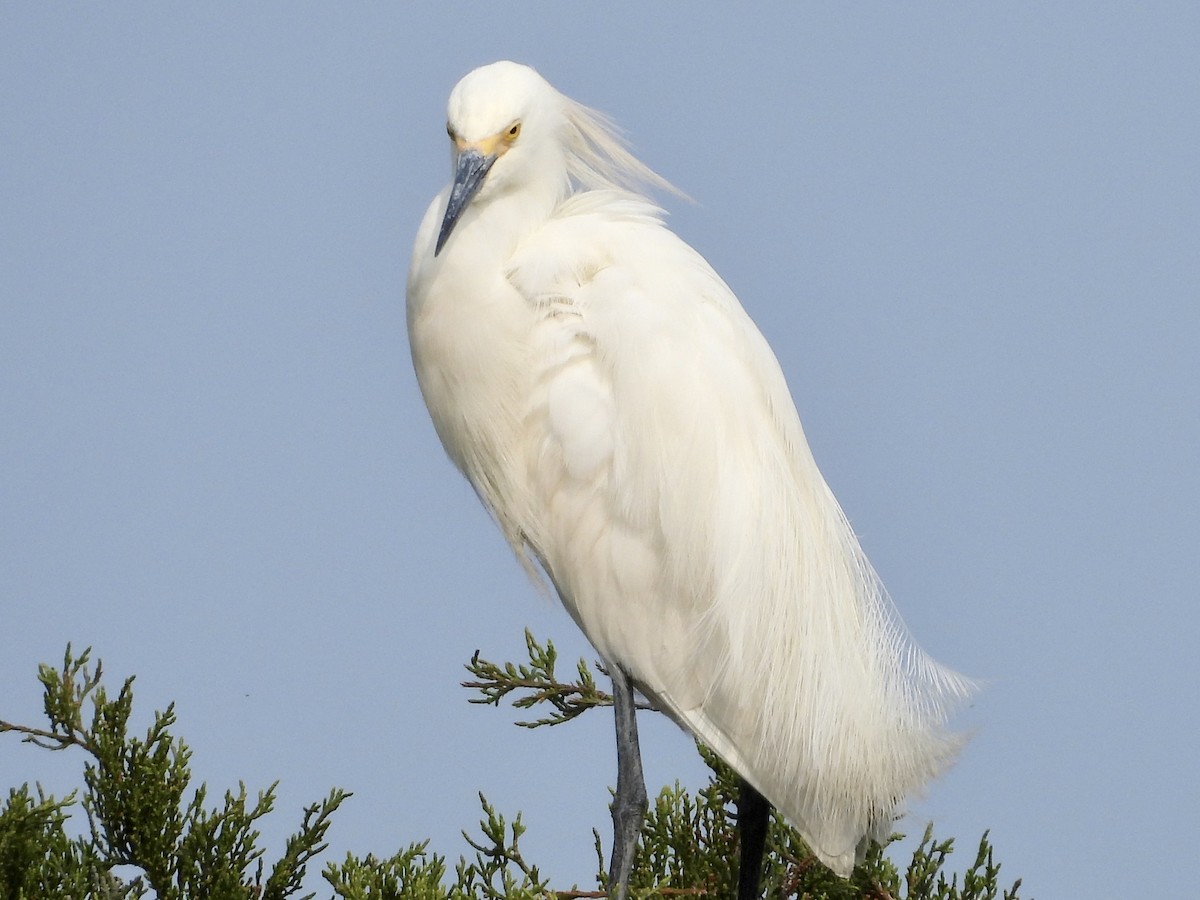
[{"x1": 508, "y1": 192, "x2": 971, "y2": 873}]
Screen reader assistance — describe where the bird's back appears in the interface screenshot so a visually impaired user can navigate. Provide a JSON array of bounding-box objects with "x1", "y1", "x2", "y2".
[{"x1": 410, "y1": 187, "x2": 972, "y2": 874}]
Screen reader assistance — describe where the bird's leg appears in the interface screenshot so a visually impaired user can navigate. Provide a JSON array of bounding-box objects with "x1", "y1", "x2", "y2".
[
  {"x1": 607, "y1": 663, "x2": 647, "y2": 900},
  {"x1": 736, "y1": 777, "x2": 771, "y2": 900}
]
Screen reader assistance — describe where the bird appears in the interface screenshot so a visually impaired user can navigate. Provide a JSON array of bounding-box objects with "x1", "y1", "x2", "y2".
[{"x1": 406, "y1": 60, "x2": 973, "y2": 900}]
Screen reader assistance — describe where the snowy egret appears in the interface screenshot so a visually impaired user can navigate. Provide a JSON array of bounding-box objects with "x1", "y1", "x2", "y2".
[{"x1": 407, "y1": 61, "x2": 972, "y2": 900}]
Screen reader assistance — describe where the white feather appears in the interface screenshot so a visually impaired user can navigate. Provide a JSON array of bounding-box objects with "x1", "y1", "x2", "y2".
[{"x1": 408, "y1": 60, "x2": 973, "y2": 876}]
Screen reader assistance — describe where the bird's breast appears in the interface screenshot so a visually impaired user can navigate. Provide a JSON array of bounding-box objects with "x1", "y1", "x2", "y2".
[{"x1": 407, "y1": 263, "x2": 539, "y2": 547}]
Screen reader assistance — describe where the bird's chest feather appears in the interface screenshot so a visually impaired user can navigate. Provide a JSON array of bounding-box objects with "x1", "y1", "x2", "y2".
[{"x1": 408, "y1": 271, "x2": 539, "y2": 537}]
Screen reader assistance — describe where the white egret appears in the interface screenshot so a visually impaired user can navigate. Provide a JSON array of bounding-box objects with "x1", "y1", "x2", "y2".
[{"x1": 407, "y1": 61, "x2": 972, "y2": 900}]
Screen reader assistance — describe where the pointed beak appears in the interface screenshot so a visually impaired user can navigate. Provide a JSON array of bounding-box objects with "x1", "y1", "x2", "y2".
[{"x1": 435, "y1": 149, "x2": 496, "y2": 256}]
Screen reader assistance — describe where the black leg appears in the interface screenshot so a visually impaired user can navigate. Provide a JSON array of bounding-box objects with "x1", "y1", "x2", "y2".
[
  {"x1": 737, "y1": 777, "x2": 770, "y2": 900},
  {"x1": 608, "y1": 664, "x2": 648, "y2": 900}
]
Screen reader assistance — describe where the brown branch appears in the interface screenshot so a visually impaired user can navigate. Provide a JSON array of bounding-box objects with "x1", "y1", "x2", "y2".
[
  {"x1": 0, "y1": 719, "x2": 95, "y2": 754},
  {"x1": 462, "y1": 678, "x2": 657, "y2": 711}
]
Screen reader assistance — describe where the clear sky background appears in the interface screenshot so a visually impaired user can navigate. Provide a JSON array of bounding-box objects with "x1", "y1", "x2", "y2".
[{"x1": 2, "y1": 6, "x2": 1197, "y2": 898}]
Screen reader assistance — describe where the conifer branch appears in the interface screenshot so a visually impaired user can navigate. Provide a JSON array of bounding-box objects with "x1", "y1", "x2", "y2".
[{"x1": 2, "y1": 635, "x2": 1024, "y2": 899}]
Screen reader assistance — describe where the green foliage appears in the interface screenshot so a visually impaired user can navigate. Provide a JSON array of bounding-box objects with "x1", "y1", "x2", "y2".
[
  {"x1": 2, "y1": 638, "x2": 1025, "y2": 899},
  {"x1": 325, "y1": 797, "x2": 548, "y2": 900},
  {"x1": 465, "y1": 629, "x2": 635, "y2": 728},
  {"x1": 326, "y1": 842, "x2": 449, "y2": 900},
  {"x1": 0, "y1": 785, "x2": 110, "y2": 899},
  {"x1": 0, "y1": 646, "x2": 347, "y2": 900}
]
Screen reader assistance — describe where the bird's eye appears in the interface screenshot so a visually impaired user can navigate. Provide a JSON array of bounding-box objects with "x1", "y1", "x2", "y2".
[
  {"x1": 506, "y1": 122, "x2": 522, "y2": 140},
  {"x1": 446, "y1": 123, "x2": 456, "y2": 140}
]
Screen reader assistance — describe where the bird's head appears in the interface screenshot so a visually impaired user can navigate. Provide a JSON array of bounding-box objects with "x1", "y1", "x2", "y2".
[
  {"x1": 431, "y1": 61, "x2": 681, "y2": 258},
  {"x1": 435, "y1": 61, "x2": 565, "y2": 256}
]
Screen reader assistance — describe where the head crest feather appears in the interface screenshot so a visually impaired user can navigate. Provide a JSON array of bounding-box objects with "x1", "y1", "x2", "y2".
[{"x1": 559, "y1": 96, "x2": 689, "y2": 202}]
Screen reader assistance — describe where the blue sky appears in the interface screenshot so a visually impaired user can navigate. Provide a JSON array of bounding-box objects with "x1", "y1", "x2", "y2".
[{"x1": 2, "y1": 6, "x2": 1197, "y2": 898}]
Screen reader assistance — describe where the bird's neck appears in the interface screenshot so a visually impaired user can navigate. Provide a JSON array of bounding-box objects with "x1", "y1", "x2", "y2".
[{"x1": 455, "y1": 177, "x2": 564, "y2": 266}]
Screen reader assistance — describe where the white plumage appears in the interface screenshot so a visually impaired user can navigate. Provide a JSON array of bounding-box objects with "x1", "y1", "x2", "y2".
[{"x1": 407, "y1": 60, "x2": 972, "y2": 877}]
